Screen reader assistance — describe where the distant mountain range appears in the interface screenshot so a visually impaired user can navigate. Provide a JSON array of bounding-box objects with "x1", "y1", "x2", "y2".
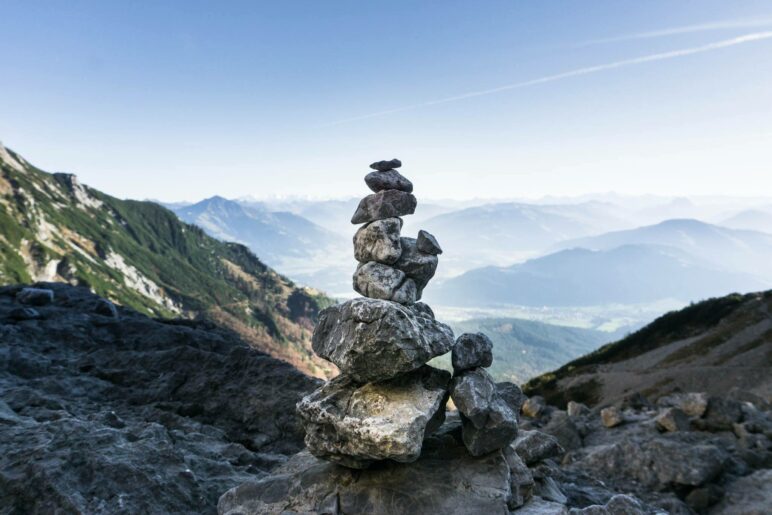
[
  {"x1": 0, "y1": 143, "x2": 334, "y2": 377},
  {"x1": 172, "y1": 196, "x2": 346, "y2": 269},
  {"x1": 524, "y1": 289, "x2": 772, "y2": 407},
  {"x1": 429, "y1": 243, "x2": 766, "y2": 307},
  {"x1": 432, "y1": 317, "x2": 614, "y2": 383},
  {"x1": 720, "y1": 208, "x2": 772, "y2": 233},
  {"x1": 556, "y1": 219, "x2": 772, "y2": 281}
]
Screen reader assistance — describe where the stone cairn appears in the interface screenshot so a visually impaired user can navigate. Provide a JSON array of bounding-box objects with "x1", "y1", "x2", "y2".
[{"x1": 296, "y1": 159, "x2": 520, "y2": 468}]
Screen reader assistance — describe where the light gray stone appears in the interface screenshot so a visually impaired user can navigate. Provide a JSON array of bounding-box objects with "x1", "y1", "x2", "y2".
[
  {"x1": 353, "y1": 217, "x2": 403, "y2": 264},
  {"x1": 417, "y1": 229, "x2": 442, "y2": 255},
  {"x1": 296, "y1": 366, "x2": 450, "y2": 468},
  {"x1": 351, "y1": 190, "x2": 417, "y2": 224},
  {"x1": 311, "y1": 298, "x2": 454, "y2": 383},
  {"x1": 568, "y1": 494, "x2": 646, "y2": 514},
  {"x1": 365, "y1": 169, "x2": 413, "y2": 193},
  {"x1": 600, "y1": 406, "x2": 623, "y2": 428},
  {"x1": 451, "y1": 332, "x2": 493, "y2": 372},
  {"x1": 657, "y1": 392, "x2": 708, "y2": 417},
  {"x1": 353, "y1": 261, "x2": 416, "y2": 305},
  {"x1": 566, "y1": 401, "x2": 589, "y2": 418}
]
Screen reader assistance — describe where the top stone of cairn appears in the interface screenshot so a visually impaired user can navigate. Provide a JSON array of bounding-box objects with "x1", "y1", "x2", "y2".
[{"x1": 370, "y1": 158, "x2": 402, "y2": 171}]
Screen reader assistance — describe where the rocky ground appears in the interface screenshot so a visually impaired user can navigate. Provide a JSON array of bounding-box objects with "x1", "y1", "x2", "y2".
[{"x1": 0, "y1": 283, "x2": 319, "y2": 514}]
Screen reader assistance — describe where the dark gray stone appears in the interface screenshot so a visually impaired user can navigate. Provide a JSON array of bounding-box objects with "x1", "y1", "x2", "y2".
[
  {"x1": 451, "y1": 369, "x2": 518, "y2": 456},
  {"x1": 365, "y1": 169, "x2": 413, "y2": 193},
  {"x1": 353, "y1": 217, "x2": 403, "y2": 265},
  {"x1": 7, "y1": 307, "x2": 40, "y2": 320},
  {"x1": 16, "y1": 287, "x2": 54, "y2": 306},
  {"x1": 351, "y1": 190, "x2": 417, "y2": 224},
  {"x1": 417, "y1": 229, "x2": 443, "y2": 255},
  {"x1": 369, "y1": 158, "x2": 402, "y2": 171},
  {"x1": 393, "y1": 237, "x2": 438, "y2": 296},
  {"x1": 451, "y1": 332, "x2": 493, "y2": 372},
  {"x1": 512, "y1": 430, "x2": 565, "y2": 466},
  {"x1": 497, "y1": 382, "x2": 526, "y2": 415},
  {"x1": 353, "y1": 261, "x2": 416, "y2": 305},
  {"x1": 503, "y1": 446, "x2": 535, "y2": 509},
  {"x1": 311, "y1": 298, "x2": 454, "y2": 383},
  {"x1": 296, "y1": 366, "x2": 450, "y2": 468}
]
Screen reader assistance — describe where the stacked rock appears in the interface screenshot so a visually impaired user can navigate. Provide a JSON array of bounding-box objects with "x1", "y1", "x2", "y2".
[{"x1": 296, "y1": 159, "x2": 518, "y2": 469}]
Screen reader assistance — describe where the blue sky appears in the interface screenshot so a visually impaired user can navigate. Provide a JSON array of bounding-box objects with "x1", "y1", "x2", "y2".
[{"x1": 2, "y1": 1, "x2": 772, "y2": 201}]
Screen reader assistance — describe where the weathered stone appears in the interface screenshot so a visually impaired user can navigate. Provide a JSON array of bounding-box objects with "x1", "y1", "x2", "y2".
[
  {"x1": 417, "y1": 229, "x2": 442, "y2": 255},
  {"x1": 94, "y1": 298, "x2": 119, "y2": 318},
  {"x1": 460, "y1": 396, "x2": 519, "y2": 457},
  {"x1": 522, "y1": 396, "x2": 546, "y2": 419},
  {"x1": 311, "y1": 298, "x2": 454, "y2": 383},
  {"x1": 517, "y1": 497, "x2": 569, "y2": 514},
  {"x1": 497, "y1": 382, "x2": 526, "y2": 415},
  {"x1": 568, "y1": 494, "x2": 646, "y2": 514},
  {"x1": 218, "y1": 420, "x2": 516, "y2": 515},
  {"x1": 351, "y1": 190, "x2": 417, "y2": 224},
  {"x1": 393, "y1": 237, "x2": 438, "y2": 295},
  {"x1": 353, "y1": 261, "x2": 417, "y2": 305},
  {"x1": 657, "y1": 392, "x2": 709, "y2": 417},
  {"x1": 701, "y1": 396, "x2": 743, "y2": 431},
  {"x1": 600, "y1": 407, "x2": 623, "y2": 428},
  {"x1": 566, "y1": 401, "x2": 589, "y2": 418},
  {"x1": 512, "y1": 430, "x2": 565, "y2": 466},
  {"x1": 452, "y1": 368, "x2": 518, "y2": 456},
  {"x1": 296, "y1": 366, "x2": 450, "y2": 468},
  {"x1": 504, "y1": 446, "x2": 535, "y2": 509},
  {"x1": 353, "y1": 217, "x2": 403, "y2": 264},
  {"x1": 365, "y1": 169, "x2": 413, "y2": 193},
  {"x1": 576, "y1": 437, "x2": 727, "y2": 490},
  {"x1": 369, "y1": 158, "x2": 402, "y2": 171},
  {"x1": 451, "y1": 332, "x2": 493, "y2": 372},
  {"x1": 542, "y1": 411, "x2": 582, "y2": 451},
  {"x1": 711, "y1": 469, "x2": 772, "y2": 514},
  {"x1": 16, "y1": 287, "x2": 54, "y2": 306},
  {"x1": 655, "y1": 407, "x2": 690, "y2": 432}
]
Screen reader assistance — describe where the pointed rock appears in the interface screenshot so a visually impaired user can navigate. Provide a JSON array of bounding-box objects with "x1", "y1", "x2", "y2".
[
  {"x1": 393, "y1": 237, "x2": 438, "y2": 295},
  {"x1": 311, "y1": 298, "x2": 454, "y2": 383},
  {"x1": 351, "y1": 190, "x2": 417, "y2": 224},
  {"x1": 417, "y1": 229, "x2": 443, "y2": 255}
]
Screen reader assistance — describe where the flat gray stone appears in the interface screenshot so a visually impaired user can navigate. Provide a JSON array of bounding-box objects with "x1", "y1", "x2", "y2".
[
  {"x1": 365, "y1": 169, "x2": 413, "y2": 193},
  {"x1": 452, "y1": 332, "x2": 493, "y2": 372},
  {"x1": 296, "y1": 366, "x2": 450, "y2": 468},
  {"x1": 353, "y1": 217, "x2": 403, "y2": 265},
  {"x1": 353, "y1": 261, "x2": 416, "y2": 305},
  {"x1": 311, "y1": 298, "x2": 454, "y2": 383},
  {"x1": 351, "y1": 190, "x2": 417, "y2": 224},
  {"x1": 217, "y1": 422, "x2": 516, "y2": 515},
  {"x1": 369, "y1": 158, "x2": 402, "y2": 171},
  {"x1": 417, "y1": 229, "x2": 442, "y2": 254}
]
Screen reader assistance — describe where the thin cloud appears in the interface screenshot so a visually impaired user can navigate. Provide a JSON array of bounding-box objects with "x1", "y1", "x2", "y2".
[
  {"x1": 578, "y1": 18, "x2": 772, "y2": 46},
  {"x1": 327, "y1": 31, "x2": 772, "y2": 126}
]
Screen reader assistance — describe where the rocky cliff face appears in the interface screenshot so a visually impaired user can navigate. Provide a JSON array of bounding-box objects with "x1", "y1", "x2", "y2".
[
  {"x1": 0, "y1": 283, "x2": 320, "y2": 514},
  {"x1": 0, "y1": 143, "x2": 334, "y2": 377}
]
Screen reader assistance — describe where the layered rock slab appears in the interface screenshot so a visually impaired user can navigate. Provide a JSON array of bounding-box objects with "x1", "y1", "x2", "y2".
[
  {"x1": 296, "y1": 366, "x2": 450, "y2": 468},
  {"x1": 312, "y1": 298, "x2": 454, "y2": 383},
  {"x1": 218, "y1": 417, "x2": 517, "y2": 515}
]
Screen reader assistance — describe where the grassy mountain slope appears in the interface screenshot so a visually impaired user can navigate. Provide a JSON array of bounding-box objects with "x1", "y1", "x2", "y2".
[
  {"x1": 432, "y1": 317, "x2": 611, "y2": 383},
  {"x1": 523, "y1": 290, "x2": 772, "y2": 407},
  {"x1": 0, "y1": 143, "x2": 334, "y2": 377}
]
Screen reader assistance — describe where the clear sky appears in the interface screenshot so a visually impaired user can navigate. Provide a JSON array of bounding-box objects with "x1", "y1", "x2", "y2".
[{"x1": 2, "y1": 0, "x2": 772, "y2": 201}]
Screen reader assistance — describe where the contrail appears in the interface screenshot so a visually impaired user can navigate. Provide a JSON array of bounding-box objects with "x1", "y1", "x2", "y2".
[
  {"x1": 578, "y1": 18, "x2": 772, "y2": 46},
  {"x1": 327, "y1": 31, "x2": 772, "y2": 126}
]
